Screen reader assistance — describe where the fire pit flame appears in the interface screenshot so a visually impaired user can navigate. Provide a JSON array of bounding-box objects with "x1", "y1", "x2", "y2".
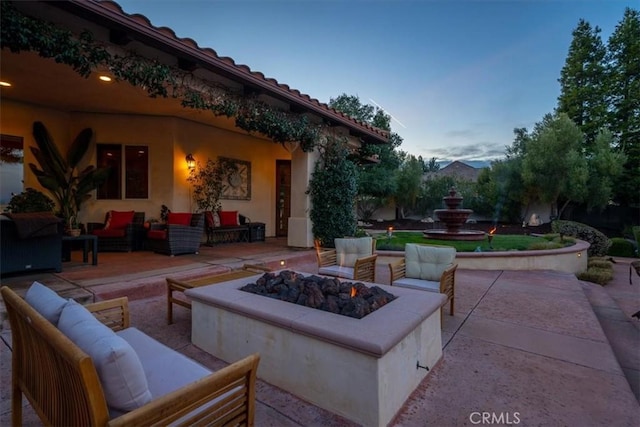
[
  {"x1": 489, "y1": 226, "x2": 497, "y2": 235},
  {"x1": 350, "y1": 286, "x2": 356, "y2": 298}
]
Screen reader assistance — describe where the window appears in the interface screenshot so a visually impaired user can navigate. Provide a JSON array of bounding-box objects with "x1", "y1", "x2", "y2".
[
  {"x1": 0, "y1": 134, "x2": 24, "y2": 207},
  {"x1": 97, "y1": 144, "x2": 148, "y2": 199}
]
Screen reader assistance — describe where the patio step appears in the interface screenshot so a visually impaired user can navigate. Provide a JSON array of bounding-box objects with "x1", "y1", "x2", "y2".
[{"x1": 581, "y1": 280, "x2": 640, "y2": 403}]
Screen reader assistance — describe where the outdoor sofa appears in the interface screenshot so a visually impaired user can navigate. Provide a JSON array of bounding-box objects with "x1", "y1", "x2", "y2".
[
  {"x1": 88, "y1": 211, "x2": 146, "y2": 252},
  {"x1": 146, "y1": 212, "x2": 205, "y2": 255},
  {"x1": 1, "y1": 283, "x2": 260, "y2": 426},
  {"x1": 205, "y1": 210, "x2": 251, "y2": 244},
  {"x1": 0, "y1": 213, "x2": 62, "y2": 275}
]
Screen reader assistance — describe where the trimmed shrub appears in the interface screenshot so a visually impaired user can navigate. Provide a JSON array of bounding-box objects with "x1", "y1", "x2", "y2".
[
  {"x1": 577, "y1": 267, "x2": 614, "y2": 286},
  {"x1": 588, "y1": 258, "x2": 613, "y2": 270},
  {"x1": 607, "y1": 238, "x2": 636, "y2": 258},
  {"x1": 527, "y1": 241, "x2": 564, "y2": 250},
  {"x1": 552, "y1": 220, "x2": 611, "y2": 257},
  {"x1": 309, "y1": 136, "x2": 358, "y2": 247}
]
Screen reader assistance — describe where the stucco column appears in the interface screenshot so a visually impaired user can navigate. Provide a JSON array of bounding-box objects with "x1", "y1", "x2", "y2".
[{"x1": 287, "y1": 148, "x2": 319, "y2": 248}]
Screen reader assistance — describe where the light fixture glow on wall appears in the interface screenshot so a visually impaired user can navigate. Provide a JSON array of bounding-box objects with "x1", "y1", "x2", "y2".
[
  {"x1": 0, "y1": 81, "x2": 12, "y2": 87},
  {"x1": 98, "y1": 75, "x2": 112, "y2": 82},
  {"x1": 185, "y1": 153, "x2": 195, "y2": 169}
]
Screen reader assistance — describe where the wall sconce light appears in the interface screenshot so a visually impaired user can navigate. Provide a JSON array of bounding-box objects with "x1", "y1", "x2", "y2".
[{"x1": 185, "y1": 153, "x2": 195, "y2": 169}]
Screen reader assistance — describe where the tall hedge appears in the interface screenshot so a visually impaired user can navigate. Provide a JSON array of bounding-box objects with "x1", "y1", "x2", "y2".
[
  {"x1": 552, "y1": 220, "x2": 611, "y2": 257},
  {"x1": 308, "y1": 136, "x2": 358, "y2": 247}
]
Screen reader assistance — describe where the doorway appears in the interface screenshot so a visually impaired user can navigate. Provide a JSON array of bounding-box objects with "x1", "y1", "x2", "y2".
[{"x1": 275, "y1": 160, "x2": 291, "y2": 237}]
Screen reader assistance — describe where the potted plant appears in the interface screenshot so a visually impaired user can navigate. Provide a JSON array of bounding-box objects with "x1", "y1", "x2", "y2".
[
  {"x1": 67, "y1": 215, "x2": 81, "y2": 237},
  {"x1": 5, "y1": 188, "x2": 55, "y2": 213},
  {"x1": 28, "y1": 121, "x2": 110, "y2": 226},
  {"x1": 187, "y1": 158, "x2": 237, "y2": 213}
]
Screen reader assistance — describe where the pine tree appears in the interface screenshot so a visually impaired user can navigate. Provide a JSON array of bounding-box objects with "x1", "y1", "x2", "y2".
[
  {"x1": 606, "y1": 7, "x2": 640, "y2": 206},
  {"x1": 557, "y1": 19, "x2": 608, "y2": 154}
]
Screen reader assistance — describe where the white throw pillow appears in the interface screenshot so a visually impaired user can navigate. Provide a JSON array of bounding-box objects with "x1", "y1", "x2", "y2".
[
  {"x1": 24, "y1": 281, "x2": 68, "y2": 325},
  {"x1": 58, "y1": 300, "x2": 152, "y2": 412},
  {"x1": 335, "y1": 237, "x2": 373, "y2": 267},
  {"x1": 405, "y1": 244, "x2": 456, "y2": 281}
]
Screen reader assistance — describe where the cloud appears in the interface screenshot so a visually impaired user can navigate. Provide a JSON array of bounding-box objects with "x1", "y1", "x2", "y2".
[
  {"x1": 420, "y1": 142, "x2": 506, "y2": 163},
  {"x1": 444, "y1": 129, "x2": 478, "y2": 139}
]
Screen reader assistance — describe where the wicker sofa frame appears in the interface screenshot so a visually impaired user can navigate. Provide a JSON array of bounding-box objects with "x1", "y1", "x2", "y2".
[
  {"x1": 205, "y1": 212, "x2": 251, "y2": 245},
  {"x1": 87, "y1": 212, "x2": 146, "y2": 252},
  {"x1": 146, "y1": 213, "x2": 205, "y2": 256},
  {"x1": 1, "y1": 285, "x2": 260, "y2": 426},
  {"x1": 0, "y1": 215, "x2": 62, "y2": 275}
]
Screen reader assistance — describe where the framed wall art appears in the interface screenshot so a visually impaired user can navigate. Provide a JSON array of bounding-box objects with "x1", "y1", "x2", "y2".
[{"x1": 220, "y1": 157, "x2": 251, "y2": 200}]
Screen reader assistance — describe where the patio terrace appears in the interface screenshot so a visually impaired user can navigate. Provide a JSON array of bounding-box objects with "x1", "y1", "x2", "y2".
[{"x1": 1, "y1": 238, "x2": 639, "y2": 426}]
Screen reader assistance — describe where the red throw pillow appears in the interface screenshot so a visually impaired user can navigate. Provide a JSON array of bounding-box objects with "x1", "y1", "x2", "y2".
[
  {"x1": 167, "y1": 212, "x2": 192, "y2": 226},
  {"x1": 105, "y1": 211, "x2": 135, "y2": 230},
  {"x1": 219, "y1": 211, "x2": 239, "y2": 227}
]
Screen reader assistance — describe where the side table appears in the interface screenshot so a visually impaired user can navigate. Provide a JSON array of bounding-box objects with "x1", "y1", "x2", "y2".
[
  {"x1": 62, "y1": 234, "x2": 98, "y2": 265},
  {"x1": 247, "y1": 222, "x2": 265, "y2": 242}
]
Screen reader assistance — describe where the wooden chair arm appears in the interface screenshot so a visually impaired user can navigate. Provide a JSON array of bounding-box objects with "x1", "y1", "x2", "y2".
[
  {"x1": 317, "y1": 249, "x2": 337, "y2": 268},
  {"x1": 107, "y1": 353, "x2": 260, "y2": 427},
  {"x1": 353, "y1": 254, "x2": 378, "y2": 283},
  {"x1": 242, "y1": 263, "x2": 272, "y2": 273},
  {"x1": 439, "y1": 263, "x2": 458, "y2": 299},
  {"x1": 388, "y1": 258, "x2": 406, "y2": 284},
  {"x1": 85, "y1": 297, "x2": 130, "y2": 331}
]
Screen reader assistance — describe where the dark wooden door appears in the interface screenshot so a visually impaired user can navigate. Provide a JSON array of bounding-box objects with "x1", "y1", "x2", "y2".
[{"x1": 275, "y1": 160, "x2": 291, "y2": 237}]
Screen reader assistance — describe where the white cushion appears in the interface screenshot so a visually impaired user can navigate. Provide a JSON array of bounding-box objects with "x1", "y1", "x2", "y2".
[
  {"x1": 405, "y1": 244, "x2": 456, "y2": 281},
  {"x1": 117, "y1": 328, "x2": 211, "y2": 397},
  {"x1": 392, "y1": 277, "x2": 440, "y2": 292},
  {"x1": 58, "y1": 300, "x2": 152, "y2": 412},
  {"x1": 25, "y1": 281, "x2": 68, "y2": 325},
  {"x1": 319, "y1": 265, "x2": 355, "y2": 279},
  {"x1": 111, "y1": 328, "x2": 221, "y2": 422},
  {"x1": 335, "y1": 237, "x2": 373, "y2": 268}
]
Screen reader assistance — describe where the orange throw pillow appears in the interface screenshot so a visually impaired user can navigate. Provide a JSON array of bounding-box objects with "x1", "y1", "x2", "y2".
[
  {"x1": 105, "y1": 211, "x2": 135, "y2": 230},
  {"x1": 219, "y1": 211, "x2": 239, "y2": 226},
  {"x1": 167, "y1": 212, "x2": 192, "y2": 226}
]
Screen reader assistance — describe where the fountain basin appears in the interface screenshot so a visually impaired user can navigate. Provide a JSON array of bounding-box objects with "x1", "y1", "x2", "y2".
[
  {"x1": 186, "y1": 272, "x2": 446, "y2": 427},
  {"x1": 378, "y1": 239, "x2": 590, "y2": 274}
]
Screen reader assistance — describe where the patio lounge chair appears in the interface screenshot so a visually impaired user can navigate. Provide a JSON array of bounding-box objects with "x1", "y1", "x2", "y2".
[
  {"x1": 146, "y1": 212, "x2": 204, "y2": 256},
  {"x1": 1, "y1": 284, "x2": 259, "y2": 426},
  {"x1": 388, "y1": 243, "x2": 457, "y2": 323},
  {"x1": 88, "y1": 211, "x2": 145, "y2": 252},
  {"x1": 316, "y1": 236, "x2": 378, "y2": 282}
]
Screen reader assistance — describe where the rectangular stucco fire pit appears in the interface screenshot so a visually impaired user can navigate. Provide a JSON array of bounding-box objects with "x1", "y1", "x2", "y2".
[{"x1": 186, "y1": 271, "x2": 446, "y2": 427}]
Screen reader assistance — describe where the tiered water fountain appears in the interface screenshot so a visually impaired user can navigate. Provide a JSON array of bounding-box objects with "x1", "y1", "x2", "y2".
[{"x1": 424, "y1": 187, "x2": 486, "y2": 241}]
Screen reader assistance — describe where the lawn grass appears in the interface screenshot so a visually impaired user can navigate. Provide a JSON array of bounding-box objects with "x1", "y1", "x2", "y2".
[{"x1": 374, "y1": 231, "x2": 565, "y2": 252}]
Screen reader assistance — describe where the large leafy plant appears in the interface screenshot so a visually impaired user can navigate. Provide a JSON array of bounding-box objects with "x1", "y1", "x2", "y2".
[
  {"x1": 187, "y1": 158, "x2": 237, "y2": 213},
  {"x1": 29, "y1": 121, "x2": 110, "y2": 222}
]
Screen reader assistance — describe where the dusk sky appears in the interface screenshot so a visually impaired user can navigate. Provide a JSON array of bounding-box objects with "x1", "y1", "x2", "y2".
[{"x1": 116, "y1": 0, "x2": 633, "y2": 163}]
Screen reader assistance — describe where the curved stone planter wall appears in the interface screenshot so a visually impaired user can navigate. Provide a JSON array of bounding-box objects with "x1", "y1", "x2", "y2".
[{"x1": 379, "y1": 239, "x2": 589, "y2": 274}]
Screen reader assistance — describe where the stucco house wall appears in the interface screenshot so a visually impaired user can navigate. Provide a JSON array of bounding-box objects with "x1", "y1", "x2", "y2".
[{"x1": 2, "y1": 99, "x2": 290, "y2": 237}]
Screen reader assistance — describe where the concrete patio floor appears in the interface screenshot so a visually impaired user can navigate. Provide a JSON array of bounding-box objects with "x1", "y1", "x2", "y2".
[{"x1": 1, "y1": 238, "x2": 639, "y2": 426}]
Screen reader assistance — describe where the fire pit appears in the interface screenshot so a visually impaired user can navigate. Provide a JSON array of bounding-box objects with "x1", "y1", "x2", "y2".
[
  {"x1": 186, "y1": 271, "x2": 446, "y2": 427},
  {"x1": 239, "y1": 270, "x2": 396, "y2": 319}
]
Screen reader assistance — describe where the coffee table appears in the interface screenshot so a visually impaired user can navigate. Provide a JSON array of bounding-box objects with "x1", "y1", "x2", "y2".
[
  {"x1": 165, "y1": 263, "x2": 271, "y2": 324},
  {"x1": 62, "y1": 234, "x2": 98, "y2": 265}
]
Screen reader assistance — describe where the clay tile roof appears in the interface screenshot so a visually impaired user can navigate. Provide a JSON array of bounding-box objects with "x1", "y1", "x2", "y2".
[{"x1": 62, "y1": 0, "x2": 389, "y2": 144}]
